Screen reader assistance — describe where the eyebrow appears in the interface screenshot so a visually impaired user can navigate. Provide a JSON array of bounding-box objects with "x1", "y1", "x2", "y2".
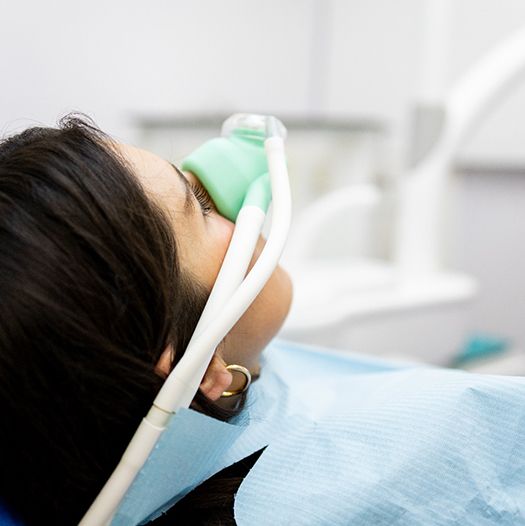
[{"x1": 170, "y1": 162, "x2": 193, "y2": 214}]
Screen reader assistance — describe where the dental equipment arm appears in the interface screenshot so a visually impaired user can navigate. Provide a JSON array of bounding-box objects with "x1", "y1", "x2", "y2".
[
  {"x1": 396, "y1": 24, "x2": 525, "y2": 273},
  {"x1": 79, "y1": 115, "x2": 291, "y2": 526}
]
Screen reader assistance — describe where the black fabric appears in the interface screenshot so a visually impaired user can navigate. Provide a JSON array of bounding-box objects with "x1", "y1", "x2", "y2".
[{"x1": 148, "y1": 447, "x2": 265, "y2": 526}]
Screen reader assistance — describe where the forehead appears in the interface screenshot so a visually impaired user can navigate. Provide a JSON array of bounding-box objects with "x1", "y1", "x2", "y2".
[
  {"x1": 117, "y1": 143, "x2": 173, "y2": 189},
  {"x1": 116, "y1": 143, "x2": 188, "y2": 211}
]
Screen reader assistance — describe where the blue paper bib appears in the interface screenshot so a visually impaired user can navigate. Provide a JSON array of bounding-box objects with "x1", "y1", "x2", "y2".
[{"x1": 113, "y1": 340, "x2": 525, "y2": 525}]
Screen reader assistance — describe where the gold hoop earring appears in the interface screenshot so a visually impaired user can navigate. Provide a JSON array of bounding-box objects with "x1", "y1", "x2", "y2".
[{"x1": 220, "y1": 364, "x2": 252, "y2": 397}]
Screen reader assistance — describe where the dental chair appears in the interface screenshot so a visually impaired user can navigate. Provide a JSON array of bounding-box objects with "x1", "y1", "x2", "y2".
[{"x1": 281, "y1": 23, "x2": 525, "y2": 366}]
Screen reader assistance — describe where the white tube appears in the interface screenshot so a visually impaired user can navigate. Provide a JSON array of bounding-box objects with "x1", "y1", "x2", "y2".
[
  {"x1": 78, "y1": 407, "x2": 168, "y2": 526},
  {"x1": 154, "y1": 137, "x2": 290, "y2": 413},
  {"x1": 79, "y1": 209, "x2": 265, "y2": 526},
  {"x1": 79, "y1": 136, "x2": 291, "y2": 525},
  {"x1": 190, "y1": 205, "x2": 266, "y2": 340},
  {"x1": 187, "y1": 205, "x2": 266, "y2": 385}
]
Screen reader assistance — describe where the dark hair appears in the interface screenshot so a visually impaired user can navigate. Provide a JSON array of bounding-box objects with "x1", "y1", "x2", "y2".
[{"x1": 0, "y1": 116, "x2": 247, "y2": 524}]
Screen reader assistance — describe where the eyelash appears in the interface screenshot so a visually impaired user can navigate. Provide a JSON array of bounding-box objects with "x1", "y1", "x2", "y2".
[{"x1": 190, "y1": 182, "x2": 213, "y2": 216}]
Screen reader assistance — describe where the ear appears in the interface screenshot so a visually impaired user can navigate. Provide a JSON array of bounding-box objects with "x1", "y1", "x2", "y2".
[
  {"x1": 155, "y1": 345, "x2": 173, "y2": 378},
  {"x1": 199, "y1": 354, "x2": 233, "y2": 401},
  {"x1": 155, "y1": 346, "x2": 233, "y2": 401}
]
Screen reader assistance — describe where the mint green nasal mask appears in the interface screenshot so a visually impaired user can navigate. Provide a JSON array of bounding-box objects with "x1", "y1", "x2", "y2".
[{"x1": 181, "y1": 121, "x2": 274, "y2": 222}]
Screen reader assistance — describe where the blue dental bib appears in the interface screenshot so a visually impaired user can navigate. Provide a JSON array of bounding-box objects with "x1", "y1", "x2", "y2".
[{"x1": 113, "y1": 339, "x2": 525, "y2": 525}]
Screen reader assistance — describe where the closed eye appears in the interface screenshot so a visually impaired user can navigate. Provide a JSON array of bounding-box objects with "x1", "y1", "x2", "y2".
[
  {"x1": 169, "y1": 162, "x2": 213, "y2": 217},
  {"x1": 190, "y1": 181, "x2": 213, "y2": 216}
]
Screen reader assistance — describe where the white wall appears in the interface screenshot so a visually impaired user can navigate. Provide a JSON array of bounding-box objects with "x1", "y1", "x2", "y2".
[
  {"x1": 3, "y1": 0, "x2": 525, "y2": 165},
  {"x1": 0, "y1": 0, "x2": 315, "y2": 142},
  {"x1": 451, "y1": 0, "x2": 525, "y2": 164}
]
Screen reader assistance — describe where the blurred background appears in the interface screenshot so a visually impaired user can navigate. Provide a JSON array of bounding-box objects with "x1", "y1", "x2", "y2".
[{"x1": 2, "y1": 0, "x2": 525, "y2": 373}]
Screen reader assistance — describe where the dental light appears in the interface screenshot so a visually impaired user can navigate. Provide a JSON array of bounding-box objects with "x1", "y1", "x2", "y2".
[{"x1": 79, "y1": 114, "x2": 291, "y2": 525}]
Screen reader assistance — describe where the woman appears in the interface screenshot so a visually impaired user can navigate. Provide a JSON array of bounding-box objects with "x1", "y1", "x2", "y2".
[
  {"x1": 2, "y1": 116, "x2": 525, "y2": 526},
  {"x1": 0, "y1": 115, "x2": 292, "y2": 525}
]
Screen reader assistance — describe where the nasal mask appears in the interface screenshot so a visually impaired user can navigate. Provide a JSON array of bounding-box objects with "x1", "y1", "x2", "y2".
[{"x1": 80, "y1": 114, "x2": 291, "y2": 525}]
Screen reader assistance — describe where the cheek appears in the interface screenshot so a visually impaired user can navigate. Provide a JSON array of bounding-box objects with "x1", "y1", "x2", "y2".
[
  {"x1": 250, "y1": 236, "x2": 293, "y2": 322},
  {"x1": 212, "y1": 214, "x2": 235, "y2": 250},
  {"x1": 200, "y1": 214, "x2": 235, "y2": 288},
  {"x1": 200, "y1": 214, "x2": 293, "y2": 322}
]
